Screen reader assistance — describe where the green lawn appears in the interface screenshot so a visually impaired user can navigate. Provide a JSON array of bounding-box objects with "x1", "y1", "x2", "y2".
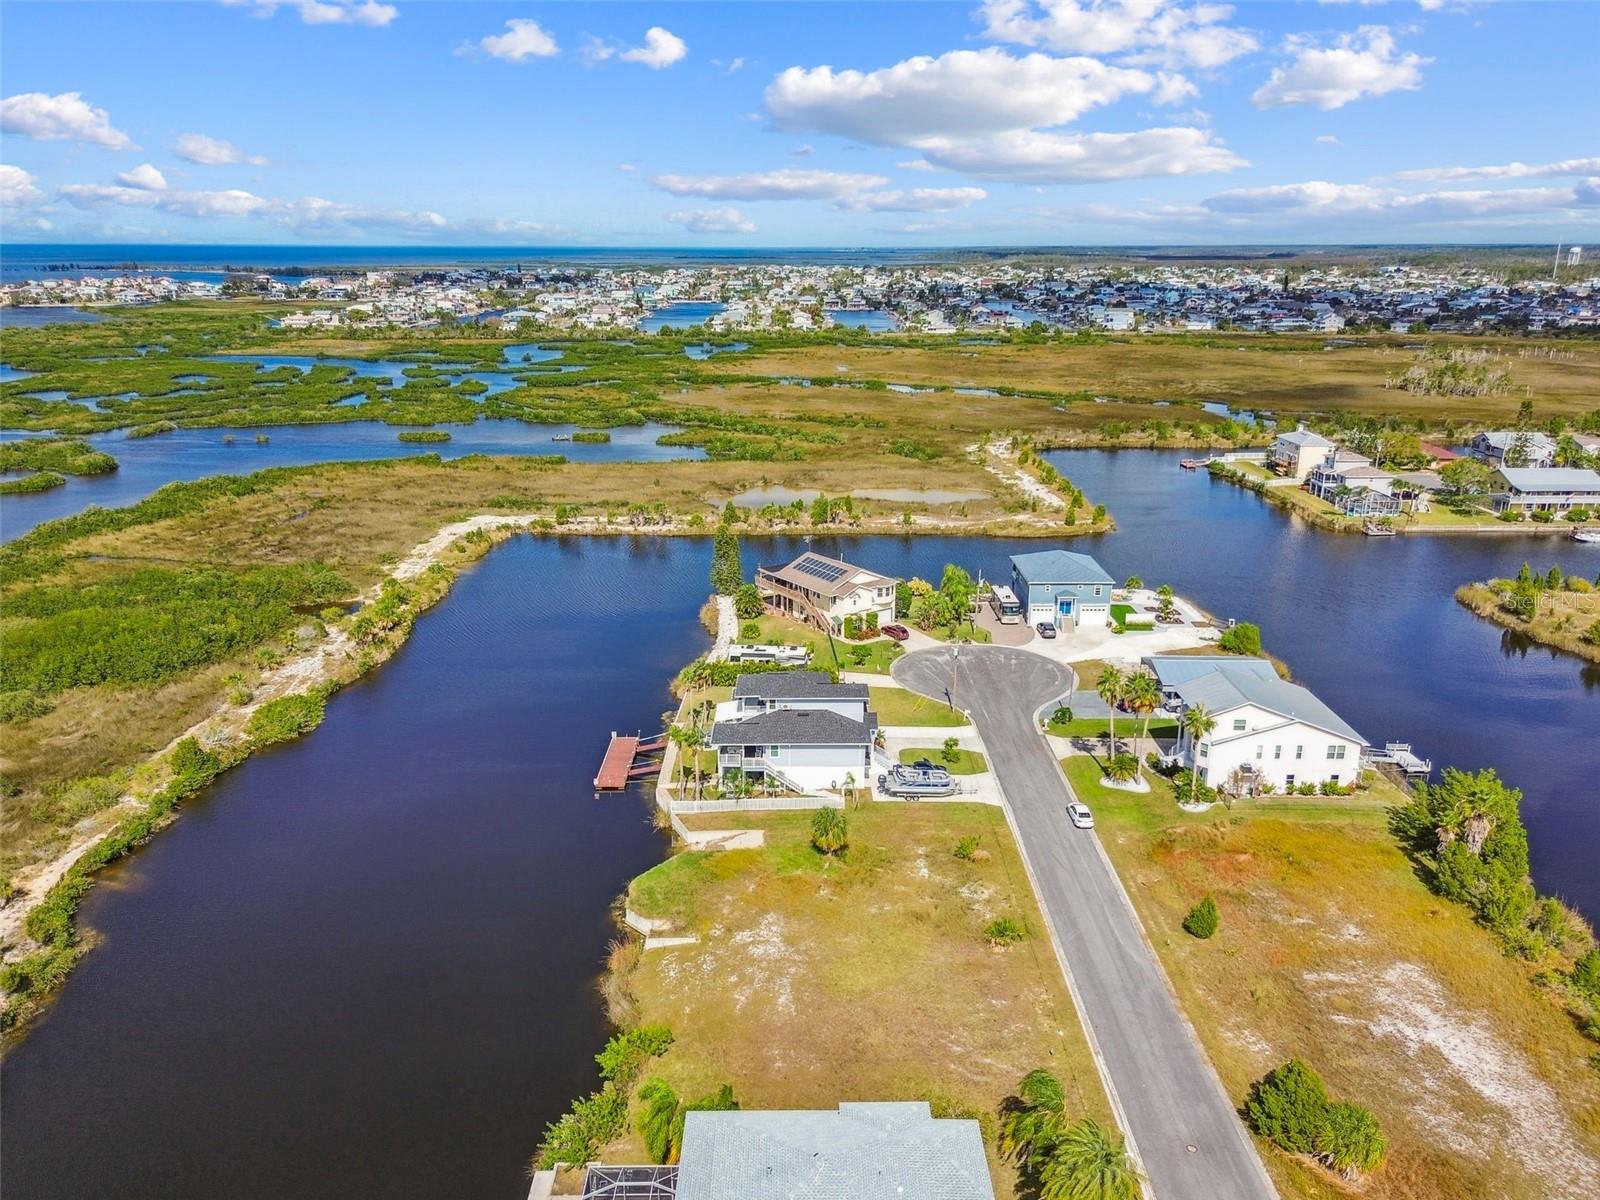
[
  {"x1": 898, "y1": 746, "x2": 989, "y2": 775},
  {"x1": 869, "y1": 686, "x2": 969, "y2": 726},
  {"x1": 1110, "y1": 603, "x2": 1135, "y2": 624},
  {"x1": 1048, "y1": 715, "x2": 1178, "y2": 740},
  {"x1": 918, "y1": 620, "x2": 992, "y2": 644},
  {"x1": 741, "y1": 613, "x2": 902, "y2": 674}
]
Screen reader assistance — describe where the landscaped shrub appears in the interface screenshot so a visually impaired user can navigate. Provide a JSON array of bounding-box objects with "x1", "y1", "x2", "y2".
[
  {"x1": 637, "y1": 1078, "x2": 680, "y2": 1163},
  {"x1": 596, "y1": 1024, "x2": 674, "y2": 1085},
  {"x1": 1105, "y1": 752, "x2": 1139, "y2": 782},
  {"x1": 739, "y1": 621, "x2": 760, "y2": 640},
  {"x1": 733, "y1": 582, "x2": 763, "y2": 620},
  {"x1": 953, "y1": 835, "x2": 981, "y2": 861},
  {"x1": 1218, "y1": 622, "x2": 1262, "y2": 655},
  {"x1": 1183, "y1": 895, "x2": 1220, "y2": 939},
  {"x1": 941, "y1": 736, "x2": 961, "y2": 764},
  {"x1": 1245, "y1": 1059, "x2": 1330, "y2": 1155},
  {"x1": 985, "y1": 916, "x2": 1027, "y2": 946}
]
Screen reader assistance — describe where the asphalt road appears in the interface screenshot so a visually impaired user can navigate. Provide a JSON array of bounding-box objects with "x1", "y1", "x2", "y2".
[{"x1": 894, "y1": 646, "x2": 1277, "y2": 1200}]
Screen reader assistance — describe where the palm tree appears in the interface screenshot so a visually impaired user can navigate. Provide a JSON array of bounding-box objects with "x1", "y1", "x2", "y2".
[
  {"x1": 810, "y1": 806, "x2": 849, "y2": 856},
  {"x1": 668, "y1": 724, "x2": 705, "y2": 797},
  {"x1": 999, "y1": 1069, "x2": 1067, "y2": 1170},
  {"x1": 1095, "y1": 665, "x2": 1125, "y2": 757},
  {"x1": 1123, "y1": 671, "x2": 1161, "y2": 754},
  {"x1": 1180, "y1": 703, "x2": 1217, "y2": 807},
  {"x1": 1039, "y1": 1119, "x2": 1142, "y2": 1200}
]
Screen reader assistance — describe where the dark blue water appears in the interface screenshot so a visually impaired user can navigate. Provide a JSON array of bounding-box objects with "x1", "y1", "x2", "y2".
[
  {"x1": 0, "y1": 421, "x2": 702, "y2": 541},
  {"x1": 1043, "y1": 449, "x2": 1599, "y2": 920},
  {"x1": 638, "y1": 302, "x2": 725, "y2": 332},
  {"x1": 826, "y1": 309, "x2": 897, "y2": 331},
  {"x1": 0, "y1": 536, "x2": 709, "y2": 1200}
]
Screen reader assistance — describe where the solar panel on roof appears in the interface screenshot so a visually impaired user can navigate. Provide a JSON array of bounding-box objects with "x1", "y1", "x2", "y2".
[{"x1": 794, "y1": 555, "x2": 847, "y2": 583}]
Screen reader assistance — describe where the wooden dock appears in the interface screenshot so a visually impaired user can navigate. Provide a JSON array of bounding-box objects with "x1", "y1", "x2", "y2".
[{"x1": 594, "y1": 732, "x2": 667, "y2": 790}]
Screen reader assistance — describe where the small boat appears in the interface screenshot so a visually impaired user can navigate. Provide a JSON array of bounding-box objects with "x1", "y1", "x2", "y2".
[
  {"x1": 551, "y1": 433, "x2": 572, "y2": 442},
  {"x1": 1572, "y1": 528, "x2": 1600, "y2": 544},
  {"x1": 1363, "y1": 521, "x2": 1397, "y2": 537}
]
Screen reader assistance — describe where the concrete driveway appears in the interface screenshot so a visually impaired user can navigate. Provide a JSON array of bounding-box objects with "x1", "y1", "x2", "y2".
[{"x1": 893, "y1": 646, "x2": 1277, "y2": 1200}]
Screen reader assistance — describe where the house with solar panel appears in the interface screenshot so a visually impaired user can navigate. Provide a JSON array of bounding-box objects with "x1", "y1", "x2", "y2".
[
  {"x1": 756, "y1": 551, "x2": 899, "y2": 633},
  {"x1": 1143, "y1": 655, "x2": 1368, "y2": 793}
]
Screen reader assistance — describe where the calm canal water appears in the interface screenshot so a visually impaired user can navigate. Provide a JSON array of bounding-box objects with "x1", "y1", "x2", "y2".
[
  {"x1": 2, "y1": 456, "x2": 1595, "y2": 1199},
  {"x1": 0, "y1": 422, "x2": 701, "y2": 542}
]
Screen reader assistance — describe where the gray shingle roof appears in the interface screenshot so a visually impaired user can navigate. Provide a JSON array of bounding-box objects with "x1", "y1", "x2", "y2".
[
  {"x1": 1009, "y1": 549, "x2": 1114, "y2": 586},
  {"x1": 675, "y1": 1102, "x2": 995, "y2": 1200},
  {"x1": 734, "y1": 671, "x2": 869, "y2": 701},
  {"x1": 1171, "y1": 662, "x2": 1366, "y2": 745},
  {"x1": 1275, "y1": 429, "x2": 1334, "y2": 448},
  {"x1": 711, "y1": 707, "x2": 875, "y2": 748}
]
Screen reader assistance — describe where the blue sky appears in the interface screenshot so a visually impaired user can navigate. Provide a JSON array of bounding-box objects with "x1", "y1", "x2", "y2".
[{"x1": 1, "y1": 0, "x2": 1596, "y2": 246}]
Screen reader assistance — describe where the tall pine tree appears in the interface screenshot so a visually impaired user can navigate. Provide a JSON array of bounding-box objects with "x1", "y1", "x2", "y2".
[{"x1": 710, "y1": 524, "x2": 743, "y2": 595}]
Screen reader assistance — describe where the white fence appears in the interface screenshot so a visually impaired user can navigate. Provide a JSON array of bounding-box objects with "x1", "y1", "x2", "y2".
[{"x1": 670, "y1": 794, "x2": 842, "y2": 815}]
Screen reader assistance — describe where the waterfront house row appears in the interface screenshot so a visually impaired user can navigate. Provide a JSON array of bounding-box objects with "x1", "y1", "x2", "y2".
[
  {"x1": 756, "y1": 551, "x2": 898, "y2": 634},
  {"x1": 1144, "y1": 655, "x2": 1367, "y2": 793},
  {"x1": 709, "y1": 672, "x2": 877, "y2": 793}
]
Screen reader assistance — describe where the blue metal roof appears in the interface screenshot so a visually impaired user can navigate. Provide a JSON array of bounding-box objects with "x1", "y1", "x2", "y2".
[{"x1": 1009, "y1": 549, "x2": 1114, "y2": 586}]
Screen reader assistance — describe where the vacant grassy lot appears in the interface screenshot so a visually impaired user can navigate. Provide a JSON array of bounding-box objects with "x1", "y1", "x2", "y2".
[
  {"x1": 620, "y1": 803, "x2": 1111, "y2": 1185},
  {"x1": 1065, "y1": 758, "x2": 1600, "y2": 1200},
  {"x1": 737, "y1": 335, "x2": 1600, "y2": 424},
  {"x1": 869, "y1": 685, "x2": 970, "y2": 726},
  {"x1": 1457, "y1": 582, "x2": 1600, "y2": 663}
]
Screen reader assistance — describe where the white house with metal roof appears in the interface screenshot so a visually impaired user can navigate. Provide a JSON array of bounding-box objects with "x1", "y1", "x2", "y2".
[
  {"x1": 709, "y1": 672, "x2": 877, "y2": 793},
  {"x1": 1144, "y1": 656, "x2": 1367, "y2": 793},
  {"x1": 1267, "y1": 428, "x2": 1335, "y2": 479},
  {"x1": 673, "y1": 1101, "x2": 995, "y2": 1200},
  {"x1": 756, "y1": 552, "x2": 898, "y2": 633},
  {"x1": 1009, "y1": 549, "x2": 1115, "y2": 630},
  {"x1": 1492, "y1": 467, "x2": 1600, "y2": 515},
  {"x1": 1469, "y1": 430, "x2": 1558, "y2": 469}
]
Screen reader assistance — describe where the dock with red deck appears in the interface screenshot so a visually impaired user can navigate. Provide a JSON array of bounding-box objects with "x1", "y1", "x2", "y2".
[{"x1": 594, "y1": 732, "x2": 667, "y2": 790}]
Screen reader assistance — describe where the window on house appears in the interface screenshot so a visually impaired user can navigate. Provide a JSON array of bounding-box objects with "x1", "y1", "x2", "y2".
[
  {"x1": 1232, "y1": 718, "x2": 1246, "y2": 731},
  {"x1": 1093, "y1": 586, "x2": 1102, "y2": 596},
  {"x1": 1326, "y1": 745, "x2": 1346, "y2": 760},
  {"x1": 1285, "y1": 774, "x2": 1296, "y2": 789},
  {"x1": 1295, "y1": 745, "x2": 1303, "y2": 759},
  {"x1": 1330, "y1": 774, "x2": 1340, "y2": 785},
  {"x1": 1255, "y1": 745, "x2": 1263, "y2": 759},
  {"x1": 1274, "y1": 745, "x2": 1282, "y2": 759},
  {"x1": 1198, "y1": 743, "x2": 1208, "y2": 758}
]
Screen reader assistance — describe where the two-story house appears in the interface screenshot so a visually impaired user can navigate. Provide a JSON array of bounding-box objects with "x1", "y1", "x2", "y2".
[
  {"x1": 756, "y1": 552, "x2": 898, "y2": 633},
  {"x1": 1009, "y1": 550, "x2": 1114, "y2": 630},
  {"x1": 1143, "y1": 656, "x2": 1367, "y2": 793},
  {"x1": 1468, "y1": 430, "x2": 1558, "y2": 469},
  {"x1": 1304, "y1": 449, "x2": 1403, "y2": 517},
  {"x1": 710, "y1": 672, "x2": 877, "y2": 793},
  {"x1": 1266, "y1": 428, "x2": 1335, "y2": 480},
  {"x1": 1493, "y1": 467, "x2": 1600, "y2": 516}
]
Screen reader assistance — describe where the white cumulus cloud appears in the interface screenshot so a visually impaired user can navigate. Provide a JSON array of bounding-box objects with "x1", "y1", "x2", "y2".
[
  {"x1": 473, "y1": 18, "x2": 559, "y2": 62},
  {"x1": 1252, "y1": 26, "x2": 1428, "y2": 110},
  {"x1": 653, "y1": 168, "x2": 891, "y2": 202},
  {"x1": 175, "y1": 132, "x2": 267, "y2": 165},
  {"x1": 1393, "y1": 156, "x2": 1600, "y2": 182},
  {"x1": 0, "y1": 91, "x2": 133, "y2": 150},
  {"x1": 228, "y1": 0, "x2": 397, "y2": 27},
  {"x1": 667, "y1": 207, "x2": 757, "y2": 234},
  {"x1": 978, "y1": 0, "x2": 1259, "y2": 69},
  {"x1": 620, "y1": 27, "x2": 688, "y2": 69},
  {"x1": 767, "y1": 48, "x2": 1153, "y2": 142},
  {"x1": 835, "y1": 187, "x2": 988, "y2": 212},
  {"x1": 0, "y1": 164, "x2": 46, "y2": 206},
  {"x1": 916, "y1": 126, "x2": 1245, "y2": 183},
  {"x1": 116, "y1": 163, "x2": 169, "y2": 191}
]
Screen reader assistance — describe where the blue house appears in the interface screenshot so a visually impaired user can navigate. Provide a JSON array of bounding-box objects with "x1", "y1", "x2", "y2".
[{"x1": 1009, "y1": 550, "x2": 1115, "y2": 629}]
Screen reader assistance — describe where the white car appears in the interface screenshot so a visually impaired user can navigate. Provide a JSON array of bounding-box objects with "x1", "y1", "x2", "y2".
[{"x1": 1067, "y1": 802, "x2": 1094, "y2": 829}]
